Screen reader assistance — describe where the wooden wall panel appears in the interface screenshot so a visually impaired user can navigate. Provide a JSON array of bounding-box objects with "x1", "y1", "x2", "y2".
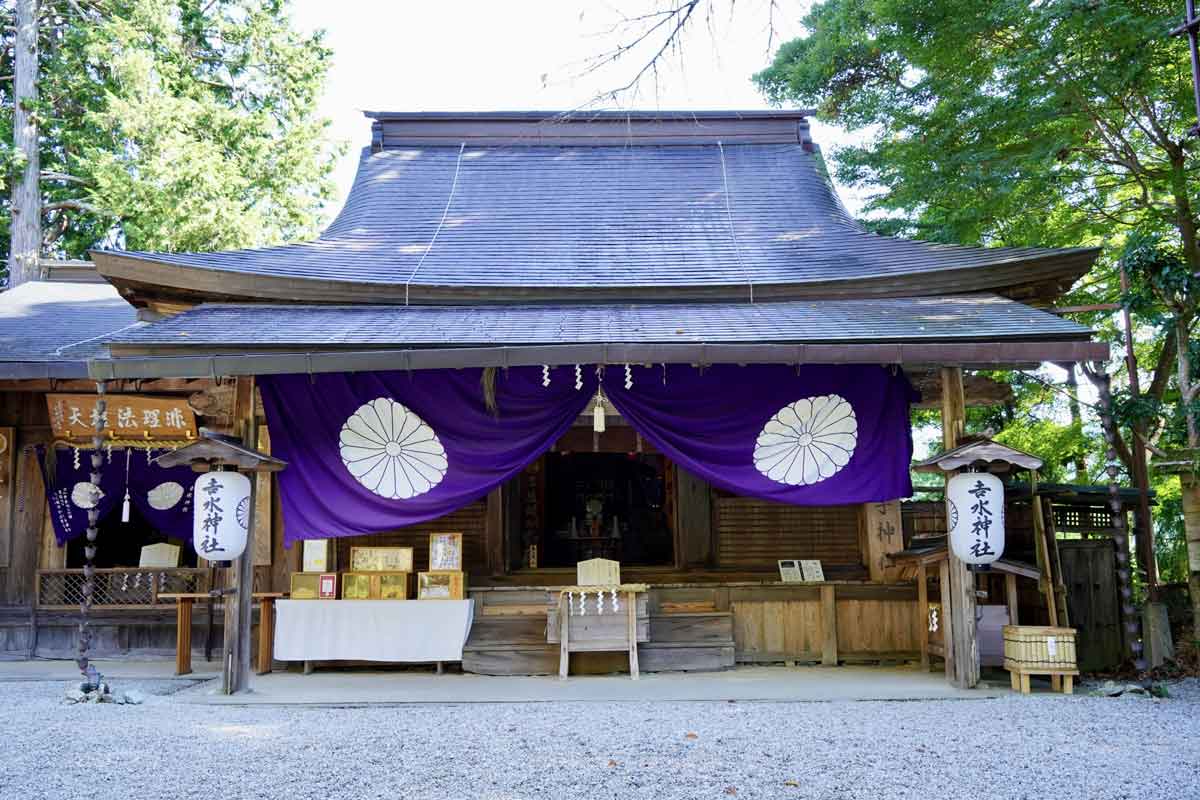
[
  {"x1": 0, "y1": 427, "x2": 13, "y2": 568},
  {"x1": 731, "y1": 600, "x2": 823, "y2": 661},
  {"x1": 334, "y1": 501, "x2": 488, "y2": 575},
  {"x1": 835, "y1": 598, "x2": 920, "y2": 655},
  {"x1": 675, "y1": 467, "x2": 713, "y2": 568},
  {"x1": 716, "y1": 497, "x2": 860, "y2": 567}
]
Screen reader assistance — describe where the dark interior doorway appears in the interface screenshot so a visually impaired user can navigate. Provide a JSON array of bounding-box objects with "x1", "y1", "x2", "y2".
[
  {"x1": 66, "y1": 503, "x2": 196, "y2": 568},
  {"x1": 540, "y1": 452, "x2": 672, "y2": 567}
]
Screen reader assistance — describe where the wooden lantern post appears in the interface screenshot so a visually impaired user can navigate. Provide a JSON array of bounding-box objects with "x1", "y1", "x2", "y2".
[
  {"x1": 940, "y1": 367, "x2": 978, "y2": 689},
  {"x1": 155, "y1": 417, "x2": 285, "y2": 695}
]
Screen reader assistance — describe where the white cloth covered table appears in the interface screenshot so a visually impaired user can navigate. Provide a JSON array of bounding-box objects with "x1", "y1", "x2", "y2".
[{"x1": 274, "y1": 599, "x2": 474, "y2": 662}]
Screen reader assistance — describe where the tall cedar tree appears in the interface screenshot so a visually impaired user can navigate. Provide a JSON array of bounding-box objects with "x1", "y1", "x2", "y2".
[{"x1": 0, "y1": 0, "x2": 338, "y2": 278}]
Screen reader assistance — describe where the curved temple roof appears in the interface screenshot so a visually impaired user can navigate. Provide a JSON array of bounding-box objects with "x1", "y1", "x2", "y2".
[{"x1": 92, "y1": 110, "x2": 1097, "y2": 307}]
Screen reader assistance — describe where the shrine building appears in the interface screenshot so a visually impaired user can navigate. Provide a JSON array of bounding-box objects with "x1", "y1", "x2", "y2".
[{"x1": 0, "y1": 111, "x2": 1129, "y2": 688}]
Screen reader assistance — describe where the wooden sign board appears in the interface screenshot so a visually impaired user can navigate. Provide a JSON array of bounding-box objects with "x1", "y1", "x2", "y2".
[{"x1": 46, "y1": 394, "x2": 197, "y2": 441}]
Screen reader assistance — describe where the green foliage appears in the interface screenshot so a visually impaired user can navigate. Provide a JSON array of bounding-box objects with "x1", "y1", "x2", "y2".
[
  {"x1": 1, "y1": 0, "x2": 339, "y2": 276},
  {"x1": 756, "y1": 0, "x2": 1198, "y2": 250},
  {"x1": 757, "y1": 0, "x2": 1199, "y2": 560}
]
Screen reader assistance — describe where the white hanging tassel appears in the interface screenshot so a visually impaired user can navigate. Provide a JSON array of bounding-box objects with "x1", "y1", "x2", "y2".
[
  {"x1": 541, "y1": 364, "x2": 551, "y2": 387},
  {"x1": 121, "y1": 448, "x2": 132, "y2": 522},
  {"x1": 624, "y1": 363, "x2": 633, "y2": 389},
  {"x1": 72, "y1": 447, "x2": 81, "y2": 470},
  {"x1": 574, "y1": 364, "x2": 583, "y2": 390},
  {"x1": 613, "y1": 591, "x2": 621, "y2": 613},
  {"x1": 580, "y1": 590, "x2": 588, "y2": 616},
  {"x1": 592, "y1": 392, "x2": 606, "y2": 433}
]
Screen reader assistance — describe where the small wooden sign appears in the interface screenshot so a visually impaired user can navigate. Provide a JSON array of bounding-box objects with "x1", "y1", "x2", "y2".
[
  {"x1": 800, "y1": 560, "x2": 825, "y2": 582},
  {"x1": 46, "y1": 393, "x2": 197, "y2": 441},
  {"x1": 777, "y1": 559, "x2": 803, "y2": 583}
]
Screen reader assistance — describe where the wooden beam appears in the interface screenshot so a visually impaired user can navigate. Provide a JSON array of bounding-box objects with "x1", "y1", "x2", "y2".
[
  {"x1": 918, "y1": 562, "x2": 930, "y2": 670},
  {"x1": 222, "y1": 375, "x2": 256, "y2": 695},
  {"x1": 941, "y1": 366, "x2": 980, "y2": 690},
  {"x1": 820, "y1": 584, "x2": 838, "y2": 666},
  {"x1": 485, "y1": 486, "x2": 505, "y2": 576},
  {"x1": 1005, "y1": 573, "x2": 1019, "y2": 627},
  {"x1": 939, "y1": 559, "x2": 954, "y2": 682}
]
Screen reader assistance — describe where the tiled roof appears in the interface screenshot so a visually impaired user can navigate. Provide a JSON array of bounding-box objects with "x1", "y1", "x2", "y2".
[
  {"x1": 109, "y1": 294, "x2": 1090, "y2": 349},
  {"x1": 93, "y1": 112, "x2": 1097, "y2": 303},
  {"x1": 0, "y1": 281, "x2": 138, "y2": 377}
]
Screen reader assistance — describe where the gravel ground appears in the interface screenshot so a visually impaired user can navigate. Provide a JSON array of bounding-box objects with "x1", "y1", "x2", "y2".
[{"x1": 0, "y1": 677, "x2": 1197, "y2": 800}]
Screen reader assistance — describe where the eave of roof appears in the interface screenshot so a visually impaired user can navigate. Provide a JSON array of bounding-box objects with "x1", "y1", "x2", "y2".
[
  {"x1": 107, "y1": 294, "x2": 1094, "y2": 351},
  {"x1": 0, "y1": 281, "x2": 138, "y2": 379}
]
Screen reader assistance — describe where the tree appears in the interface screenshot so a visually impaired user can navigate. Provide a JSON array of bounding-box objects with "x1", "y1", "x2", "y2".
[
  {"x1": 755, "y1": 0, "x2": 1199, "y2": 592},
  {"x1": 1, "y1": 0, "x2": 339, "y2": 284}
]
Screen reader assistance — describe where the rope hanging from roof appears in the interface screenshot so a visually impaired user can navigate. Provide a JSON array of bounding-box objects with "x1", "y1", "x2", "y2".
[
  {"x1": 717, "y1": 140, "x2": 753, "y2": 304},
  {"x1": 404, "y1": 141, "x2": 467, "y2": 306}
]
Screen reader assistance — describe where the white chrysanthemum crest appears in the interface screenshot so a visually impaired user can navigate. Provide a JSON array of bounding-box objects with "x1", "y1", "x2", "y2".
[
  {"x1": 753, "y1": 394, "x2": 858, "y2": 486},
  {"x1": 339, "y1": 397, "x2": 448, "y2": 500}
]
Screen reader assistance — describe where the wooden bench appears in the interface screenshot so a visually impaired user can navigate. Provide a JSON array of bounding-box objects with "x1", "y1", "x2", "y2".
[{"x1": 159, "y1": 592, "x2": 285, "y2": 676}]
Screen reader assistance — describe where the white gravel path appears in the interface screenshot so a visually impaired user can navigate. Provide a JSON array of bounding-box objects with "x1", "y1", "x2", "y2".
[{"x1": 0, "y1": 677, "x2": 1196, "y2": 800}]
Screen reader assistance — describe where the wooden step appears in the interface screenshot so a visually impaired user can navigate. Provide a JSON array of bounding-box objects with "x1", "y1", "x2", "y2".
[
  {"x1": 462, "y1": 644, "x2": 558, "y2": 676},
  {"x1": 649, "y1": 612, "x2": 733, "y2": 644},
  {"x1": 464, "y1": 615, "x2": 548, "y2": 647},
  {"x1": 640, "y1": 642, "x2": 735, "y2": 672}
]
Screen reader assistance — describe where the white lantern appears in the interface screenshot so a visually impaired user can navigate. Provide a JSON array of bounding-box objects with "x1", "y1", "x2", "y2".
[
  {"x1": 946, "y1": 472, "x2": 1005, "y2": 566},
  {"x1": 193, "y1": 471, "x2": 250, "y2": 561}
]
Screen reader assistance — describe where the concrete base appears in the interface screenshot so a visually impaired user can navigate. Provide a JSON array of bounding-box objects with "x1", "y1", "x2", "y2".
[
  {"x1": 181, "y1": 664, "x2": 1003, "y2": 706},
  {"x1": 0, "y1": 658, "x2": 218, "y2": 682}
]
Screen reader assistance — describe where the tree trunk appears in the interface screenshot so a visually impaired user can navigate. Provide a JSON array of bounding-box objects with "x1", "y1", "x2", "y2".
[
  {"x1": 9, "y1": 0, "x2": 41, "y2": 288},
  {"x1": 1183, "y1": 474, "x2": 1200, "y2": 644},
  {"x1": 1061, "y1": 363, "x2": 1088, "y2": 480}
]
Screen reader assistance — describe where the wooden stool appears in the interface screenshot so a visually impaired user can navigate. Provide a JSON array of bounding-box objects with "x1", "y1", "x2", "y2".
[
  {"x1": 160, "y1": 592, "x2": 283, "y2": 676},
  {"x1": 1008, "y1": 667, "x2": 1076, "y2": 695}
]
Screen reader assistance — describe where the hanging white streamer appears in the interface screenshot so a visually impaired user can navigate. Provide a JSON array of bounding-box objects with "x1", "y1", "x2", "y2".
[
  {"x1": 624, "y1": 364, "x2": 633, "y2": 389},
  {"x1": 541, "y1": 365, "x2": 550, "y2": 387},
  {"x1": 574, "y1": 364, "x2": 583, "y2": 390}
]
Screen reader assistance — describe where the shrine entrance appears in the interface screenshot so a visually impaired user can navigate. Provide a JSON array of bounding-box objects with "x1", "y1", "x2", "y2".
[{"x1": 538, "y1": 452, "x2": 673, "y2": 568}]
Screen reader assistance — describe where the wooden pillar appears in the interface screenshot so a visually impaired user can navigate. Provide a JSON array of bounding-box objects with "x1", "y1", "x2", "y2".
[
  {"x1": 917, "y1": 563, "x2": 930, "y2": 670},
  {"x1": 256, "y1": 597, "x2": 275, "y2": 675},
  {"x1": 1005, "y1": 573, "x2": 1019, "y2": 626},
  {"x1": 939, "y1": 559, "x2": 954, "y2": 682},
  {"x1": 940, "y1": 367, "x2": 979, "y2": 689},
  {"x1": 223, "y1": 376, "x2": 256, "y2": 695},
  {"x1": 485, "y1": 486, "x2": 505, "y2": 576},
  {"x1": 175, "y1": 598, "x2": 194, "y2": 676},
  {"x1": 820, "y1": 584, "x2": 838, "y2": 666}
]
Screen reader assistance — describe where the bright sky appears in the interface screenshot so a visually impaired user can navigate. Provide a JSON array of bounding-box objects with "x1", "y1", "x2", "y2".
[{"x1": 288, "y1": 0, "x2": 863, "y2": 210}]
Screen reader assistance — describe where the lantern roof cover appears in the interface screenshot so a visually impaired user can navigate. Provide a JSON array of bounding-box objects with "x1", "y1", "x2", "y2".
[
  {"x1": 153, "y1": 429, "x2": 286, "y2": 472},
  {"x1": 912, "y1": 437, "x2": 1044, "y2": 473},
  {"x1": 89, "y1": 110, "x2": 1098, "y2": 308}
]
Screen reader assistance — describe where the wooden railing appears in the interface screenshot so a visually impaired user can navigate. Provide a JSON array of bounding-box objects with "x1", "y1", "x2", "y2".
[{"x1": 36, "y1": 568, "x2": 211, "y2": 610}]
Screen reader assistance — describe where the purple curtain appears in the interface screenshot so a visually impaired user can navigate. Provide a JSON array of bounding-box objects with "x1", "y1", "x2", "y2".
[
  {"x1": 602, "y1": 364, "x2": 918, "y2": 506},
  {"x1": 39, "y1": 446, "x2": 198, "y2": 546},
  {"x1": 259, "y1": 367, "x2": 597, "y2": 545},
  {"x1": 259, "y1": 363, "x2": 917, "y2": 546}
]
